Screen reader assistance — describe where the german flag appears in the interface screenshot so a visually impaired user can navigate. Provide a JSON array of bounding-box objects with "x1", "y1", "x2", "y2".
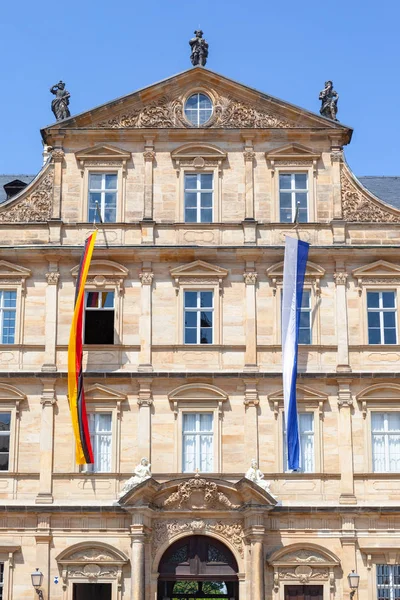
[{"x1": 68, "y1": 231, "x2": 97, "y2": 464}]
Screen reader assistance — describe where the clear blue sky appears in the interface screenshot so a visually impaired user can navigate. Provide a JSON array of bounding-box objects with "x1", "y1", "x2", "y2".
[{"x1": 0, "y1": 0, "x2": 398, "y2": 175}]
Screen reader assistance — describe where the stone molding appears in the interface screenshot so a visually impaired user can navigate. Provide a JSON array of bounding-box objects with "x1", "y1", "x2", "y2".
[
  {"x1": 352, "y1": 260, "x2": 400, "y2": 295},
  {"x1": 45, "y1": 272, "x2": 60, "y2": 285},
  {"x1": 333, "y1": 271, "x2": 348, "y2": 286},
  {"x1": 0, "y1": 165, "x2": 54, "y2": 223},
  {"x1": 163, "y1": 476, "x2": 240, "y2": 510},
  {"x1": 243, "y1": 271, "x2": 258, "y2": 285},
  {"x1": 139, "y1": 272, "x2": 154, "y2": 286},
  {"x1": 267, "y1": 260, "x2": 325, "y2": 296}
]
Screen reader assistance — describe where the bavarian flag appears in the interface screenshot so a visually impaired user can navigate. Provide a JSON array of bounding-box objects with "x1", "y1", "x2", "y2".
[{"x1": 68, "y1": 231, "x2": 97, "y2": 464}]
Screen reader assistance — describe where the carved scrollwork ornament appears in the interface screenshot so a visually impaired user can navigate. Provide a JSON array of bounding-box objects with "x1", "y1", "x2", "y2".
[
  {"x1": 333, "y1": 272, "x2": 348, "y2": 286},
  {"x1": 139, "y1": 272, "x2": 154, "y2": 285},
  {"x1": 341, "y1": 166, "x2": 400, "y2": 222},
  {"x1": 0, "y1": 166, "x2": 54, "y2": 223},
  {"x1": 143, "y1": 150, "x2": 156, "y2": 162},
  {"x1": 243, "y1": 151, "x2": 256, "y2": 161},
  {"x1": 45, "y1": 272, "x2": 60, "y2": 285},
  {"x1": 51, "y1": 148, "x2": 65, "y2": 162},
  {"x1": 243, "y1": 272, "x2": 258, "y2": 285},
  {"x1": 162, "y1": 475, "x2": 240, "y2": 510}
]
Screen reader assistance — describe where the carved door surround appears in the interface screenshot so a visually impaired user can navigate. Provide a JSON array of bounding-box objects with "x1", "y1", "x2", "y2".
[
  {"x1": 56, "y1": 542, "x2": 129, "y2": 600},
  {"x1": 268, "y1": 544, "x2": 340, "y2": 600}
]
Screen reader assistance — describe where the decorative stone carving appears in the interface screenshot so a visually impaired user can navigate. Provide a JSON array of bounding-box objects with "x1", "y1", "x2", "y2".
[
  {"x1": 333, "y1": 272, "x2": 348, "y2": 286},
  {"x1": 95, "y1": 94, "x2": 294, "y2": 129},
  {"x1": 319, "y1": 80, "x2": 339, "y2": 121},
  {"x1": 245, "y1": 459, "x2": 273, "y2": 495},
  {"x1": 50, "y1": 80, "x2": 71, "y2": 121},
  {"x1": 163, "y1": 475, "x2": 240, "y2": 510},
  {"x1": 68, "y1": 549, "x2": 116, "y2": 562},
  {"x1": 277, "y1": 160, "x2": 313, "y2": 166},
  {"x1": 143, "y1": 150, "x2": 156, "y2": 162},
  {"x1": 51, "y1": 148, "x2": 65, "y2": 162},
  {"x1": 67, "y1": 564, "x2": 118, "y2": 579},
  {"x1": 152, "y1": 519, "x2": 244, "y2": 558},
  {"x1": 243, "y1": 272, "x2": 258, "y2": 285},
  {"x1": 282, "y1": 550, "x2": 327, "y2": 563},
  {"x1": 189, "y1": 29, "x2": 209, "y2": 66},
  {"x1": 119, "y1": 458, "x2": 151, "y2": 497},
  {"x1": 341, "y1": 166, "x2": 400, "y2": 222},
  {"x1": 243, "y1": 151, "x2": 256, "y2": 161},
  {"x1": 45, "y1": 272, "x2": 60, "y2": 285},
  {"x1": 0, "y1": 167, "x2": 54, "y2": 223},
  {"x1": 278, "y1": 566, "x2": 329, "y2": 583},
  {"x1": 84, "y1": 161, "x2": 123, "y2": 168},
  {"x1": 139, "y1": 272, "x2": 154, "y2": 285}
]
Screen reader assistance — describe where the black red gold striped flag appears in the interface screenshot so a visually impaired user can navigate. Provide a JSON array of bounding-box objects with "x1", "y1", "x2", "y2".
[{"x1": 68, "y1": 231, "x2": 97, "y2": 464}]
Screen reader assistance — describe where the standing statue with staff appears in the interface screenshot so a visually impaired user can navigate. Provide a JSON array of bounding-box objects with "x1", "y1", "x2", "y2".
[
  {"x1": 50, "y1": 80, "x2": 71, "y2": 121},
  {"x1": 189, "y1": 29, "x2": 209, "y2": 67},
  {"x1": 319, "y1": 80, "x2": 339, "y2": 121}
]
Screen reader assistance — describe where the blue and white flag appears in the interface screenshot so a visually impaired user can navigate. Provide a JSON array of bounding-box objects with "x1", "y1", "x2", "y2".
[{"x1": 282, "y1": 236, "x2": 309, "y2": 471}]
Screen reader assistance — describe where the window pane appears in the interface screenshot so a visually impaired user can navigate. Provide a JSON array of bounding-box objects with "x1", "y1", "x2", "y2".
[
  {"x1": 301, "y1": 291, "x2": 311, "y2": 308},
  {"x1": 298, "y1": 208, "x2": 308, "y2": 223},
  {"x1": 182, "y1": 434, "x2": 196, "y2": 472},
  {"x1": 101, "y1": 292, "x2": 114, "y2": 308},
  {"x1": 86, "y1": 292, "x2": 99, "y2": 308},
  {"x1": 200, "y1": 292, "x2": 213, "y2": 307},
  {"x1": 280, "y1": 208, "x2": 293, "y2": 223},
  {"x1": 0, "y1": 414, "x2": 11, "y2": 430},
  {"x1": 105, "y1": 174, "x2": 117, "y2": 189},
  {"x1": 296, "y1": 192, "x2": 308, "y2": 208},
  {"x1": 382, "y1": 292, "x2": 395, "y2": 308},
  {"x1": 184, "y1": 192, "x2": 197, "y2": 207},
  {"x1": 368, "y1": 312, "x2": 380, "y2": 328},
  {"x1": 372, "y1": 413, "x2": 385, "y2": 431},
  {"x1": 97, "y1": 413, "x2": 112, "y2": 432},
  {"x1": 383, "y1": 312, "x2": 396, "y2": 328},
  {"x1": 387, "y1": 413, "x2": 400, "y2": 431},
  {"x1": 89, "y1": 173, "x2": 102, "y2": 189},
  {"x1": 384, "y1": 328, "x2": 397, "y2": 344},
  {"x1": 185, "y1": 209, "x2": 197, "y2": 223},
  {"x1": 198, "y1": 94, "x2": 212, "y2": 109},
  {"x1": 299, "y1": 312, "x2": 310, "y2": 328},
  {"x1": 298, "y1": 328, "x2": 311, "y2": 344},
  {"x1": 294, "y1": 173, "x2": 307, "y2": 189},
  {"x1": 279, "y1": 174, "x2": 291, "y2": 189},
  {"x1": 183, "y1": 413, "x2": 196, "y2": 432},
  {"x1": 184, "y1": 311, "x2": 197, "y2": 328},
  {"x1": 184, "y1": 328, "x2": 197, "y2": 344},
  {"x1": 0, "y1": 436, "x2": 9, "y2": 453},
  {"x1": 200, "y1": 208, "x2": 212, "y2": 222},
  {"x1": 279, "y1": 192, "x2": 292, "y2": 208},
  {"x1": 199, "y1": 413, "x2": 213, "y2": 432},
  {"x1": 367, "y1": 292, "x2": 380, "y2": 308},
  {"x1": 184, "y1": 175, "x2": 198, "y2": 190},
  {"x1": 200, "y1": 434, "x2": 213, "y2": 471},
  {"x1": 368, "y1": 328, "x2": 381, "y2": 344},
  {"x1": 200, "y1": 174, "x2": 213, "y2": 188},
  {"x1": 200, "y1": 328, "x2": 212, "y2": 344},
  {"x1": 3, "y1": 292, "x2": 16, "y2": 308},
  {"x1": 200, "y1": 311, "x2": 213, "y2": 328},
  {"x1": 184, "y1": 292, "x2": 198, "y2": 308},
  {"x1": 200, "y1": 192, "x2": 213, "y2": 207},
  {"x1": 0, "y1": 455, "x2": 9, "y2": 470}
]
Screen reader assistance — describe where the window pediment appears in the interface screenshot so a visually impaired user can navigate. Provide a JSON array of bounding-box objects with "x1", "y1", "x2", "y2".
[
  {"x1": 168, "y1": 383, "x2": 228, "y2": 417},
  {"x1": 357, "y1": 383, "x2": 400, "y2": 418},
  {"x1": 75, "y1": 144, "x2": 131, "y2": 176},
  {"x1": 170, "y1": 260, "x2": 228, "y2": 294},
  {"x1": 268, "y1": 385, "x2": 327, "y2": 419},
  {"x1": 266, "y1": 143, "x2": 321, "y2": 162},
  {"x1": 85, "y1": 383, "x2": 127, "y2": 403},
  {"x1": 0, "y1": 383, "x2": 26, "y2": 415},
  {"x1": 267, "y1": 260, "x2": 325, "y2": 296},
  {"x1": 172, "y1": 143, "x2": 227, "y2": 170},
  {"x1": 71, "y1": 259, "x2": 128, "y2": 294},
  {"x1": 352, "y1": 260, "x2": 400, "y2": 294},
  {"x1": 0, "y1": 260, "x2": 31, "y2": 281},
  {"x1": 268, "y1": 543, "x2": 339, "y2": 567}
]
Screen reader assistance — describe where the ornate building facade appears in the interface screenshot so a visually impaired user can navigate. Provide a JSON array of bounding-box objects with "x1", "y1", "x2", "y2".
[{"x1": 0, "y1": 65, "x2": 399, "y2": 600}]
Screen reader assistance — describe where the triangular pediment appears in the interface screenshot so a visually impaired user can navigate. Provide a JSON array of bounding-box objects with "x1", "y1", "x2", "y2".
[
  {"x1": 170, "y1": 260, "x2": 228, "y2": 279},
  {"x1": 75, "y1": 144, "x2": 131, "y2": 161},
  {"x1": 41, "y1": 67, "x2": 352, "y2": 143},
  {"x1": 268, "y1": 385, "x2": 328, "y2": 403},
  {"x1": 267, "y1": 260, "x2": 325, "y2": 279},
  {"x1": 352, "y1": 260, "x2": 400, "y2": 278},
  {"x1": 266, "y1": 143, "x2": 321, "y2": 161},
  {"x1": 85, "y1": 383, "x2": 127, "y2": 402},
  {"x1": 0, "y1": 260, "x2": 31, "y2": 279}
]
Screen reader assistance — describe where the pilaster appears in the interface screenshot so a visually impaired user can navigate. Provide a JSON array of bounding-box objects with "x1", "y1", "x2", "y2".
[
  {"x1": 130, "y1": 523, "x2": 146, "y2": 600},
  {"x1": 35, "y1": 514, "x2": 52, "y2": 600},
  {"x1": 36, "y1": 379, "x2": 57, "y2": 504},
  {"x1": 51, "y1": 140, "x2": 65, "y2": 220},
  {"x1": 42, "y1": 260, "x2": 60, "y2": 372},
  {"x1": 243, "y1": 379, "x2": 259, "y2": 464},
  {"x1": 340, "y1": 514, "x2": 358, "y2": 600},
  {"x1": 334, "y1": 261, "x2": 351, "y2": 372},
  {"x1": 137, "y1": 379, "x2": 153, "y2": 461},
  {"x1": 138, "y1": 263, "x2": 154, "y2": 372},
  {"x1": 244, "y1": 511, "x2": 265, "y2": 600},
  {"x1": 337, "y1": 380, "x2": 356, "y2": 504},
  {"x1": 243, "y1": 139, "x2": 255, "y2": 220},
  {"x1": 243, "y1": 262, "x2": 258, "y2": 371}
]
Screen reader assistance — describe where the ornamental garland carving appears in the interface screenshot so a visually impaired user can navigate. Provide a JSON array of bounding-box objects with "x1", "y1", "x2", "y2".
[
  {"x1": 68, "y1": 549, "x2": 116, "y2": 562},
  {"x1": 281, "y1": 550, "x2": 327, "y2": 563},
  {"x1": 67, "y1": 564, "x2": 118, "y2": 580},
  {"x1": 163, "y1": 477, "x2": 240, "y2": 510},
  {"x1": 95, "y1": 94, "x2": 294, "y2": 129},
  {"x1": 0, "y1": 167, "x2": 54, "y2": 223},
  {"x1": 341, "y1": 166, "x2": 400, "y2": 223},
  {"x1": 152, "y1": 519, "x2": 244, "y2": 558},
  {"x1": 278, "y1": 566, "x2": 329, "y2": 583}
]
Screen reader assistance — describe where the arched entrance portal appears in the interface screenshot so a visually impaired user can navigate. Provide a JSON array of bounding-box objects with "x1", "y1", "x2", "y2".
[{"x1": 157, "y1": 535, "x2": 239, "y2": 599}]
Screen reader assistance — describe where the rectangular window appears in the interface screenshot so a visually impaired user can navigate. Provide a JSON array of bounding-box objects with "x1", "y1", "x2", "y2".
[
  {"x1": 283, "y1": 412, "x2": 315, "y2": 472},
  {"x1": 0, "y1": 562, "x2": 3, "y2": 600},
  {"x1": 184, "y1": 291, "x2": 213, "y2": 344},
  {"x1": 279, "y1": 173, "x2": 308, "y2": 223},
  {"x1": 0, "y1": 291, "x2": 17, "y2": 344},
  {"x1": 182, "y1": 413, "x2": 213, "y2": 473},
  {"x1": 184, "y1": 173, "x2": 213, "y2": 223},
  {"x1": 377, "y1": 564, "x2": 400, "y2": 600},
  {"x1": 88, "y1": 173, "x2": 117, "y2": 223},
  {"x1": 0, "y1": 413, "x2": 11, "y2": 471},
  {"x1": 84, "y1": 291, "x2": 115, "y2": 345},
  {"x1": 372, "y1": 412, "x2": 400, "y2": 472},
  {"x1": 299, "y1": 290, "x2": 312, "y2": 344},
  {"x1": 85, "y1": 413, "x2": 112, "y2": 473},
  {"x1": 367, "y1": 291, "x2": 397, "y2": 344}
]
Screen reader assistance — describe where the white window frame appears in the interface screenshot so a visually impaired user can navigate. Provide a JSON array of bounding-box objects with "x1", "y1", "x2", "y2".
[
  {"x1": 274, "y1": 285, "x2": 318, "y2": 345},
  {"x1": 283, "y1": 411, "x2": 315, "y2": 473},
  {"x1": 270, "y1": 165, "x2": 316, "y2": 222},
  {"x1": 182, "y1": 412, "x2": 214, "y2": 473},
  {"x1": 370, "y1": 411, "x2": 400, "y2": 473},
  {"x1": 376, "y1": 564, "x2": 400, "y2": 600},
  {"x1": 183, "y1": 290, "x2": 214, "y2": 345},
  {"x1": 84, "y1": 290, "x2": 116, "y2": 345},
  {"x1": 184, "y1": 92, "x2": 214, "y2": 127},
  {"x1": 278, "y1": 172, "x2": 309, "y2": 224},
  {"x1": 0, "y1": 412, "x2": 11, "y2": 473},
  {"x1": 0, "y1": 291, "x2": 17, "y2": 345},
  {"x1": 83, "y1": 412, "x2": 113, "y2": 473},
  {"x1": 184, "y1": 172, "x2": 214, "y2": 223},
  {"x1": 80, "y1": 166, "x2": 125, "y2": 223},
  {"x1": 366, "y1": 290, "x2": 398, "y2": 345},
  {"x1": 87, "y1": 172, "x2": 118, "y2": 223}
]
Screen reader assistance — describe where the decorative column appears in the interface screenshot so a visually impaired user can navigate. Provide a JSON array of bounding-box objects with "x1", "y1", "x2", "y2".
[
  {"x1": 334, "y1": 262, "x2": 351, "y2": 372},
  {"x1": 337, "y1": 380, "x2": 356, "y2": 505},
  {"x1": 36, "y1": 379, "x2": 57, "y2": 504},
  {"x1": 242, "y1": 140, "x2": 257, "y2": 244},
  {"x1": 42, "y1": 262, "x2": 60, "y2": 372},
  {"x1": 141, "y1": 138, "x2": 156, "y2": 244},
  {"x1": 51, "y1": 143, "x2": 64, "y2": 220},
  {"x1": 138, "y1": 264, "x2": 154, "y2": 372},
  {"x1": 243, "y1": 379, "x2": 259, "y2": 464},
  {"x1": 243, "y1": 263, "x2": 258, "y2": 371},
  {"x1": 35, "y1": 514, "x2": 52, "y2": 600},
  {"x1": 130, "y1": 525, "x2": 146, "y2": 600},
  {"x1": 137, "y1": 379, "x2": 153, "y2": 462},
  {"x1": 244, "y1": 512, "x2": 265, "y2": 600},
  {"x1": 340, "y1": 514, "x2": 358, "y2": 600}
]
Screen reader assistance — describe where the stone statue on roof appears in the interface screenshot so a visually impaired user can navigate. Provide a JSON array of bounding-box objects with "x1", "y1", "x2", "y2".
[
  {"x1": 50, "y1": 80, "x2": 71, "y2": 121},
  {"x1": 245, "y1": 458, "x2": 272, "y2": 493},
  {"x1": 189, "y1": 30, "x2": 209, "y2": 67},
  {"x1": 119, "y1": 457, "x2": 151, "y2": 498},
  {"x1": 319, "y1": 80, "x2": 339, "y2": 121}
]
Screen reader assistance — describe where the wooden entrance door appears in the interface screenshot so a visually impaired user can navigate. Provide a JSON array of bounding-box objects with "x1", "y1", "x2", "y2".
[{"x1": 284, "y1": 585, "x2": 323, "y2": 599}]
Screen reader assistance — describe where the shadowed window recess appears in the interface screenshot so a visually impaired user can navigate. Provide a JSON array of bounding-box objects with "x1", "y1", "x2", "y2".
[
  {"x1": 279, "y1": 173, "x2": 308, "y2": 223},
  {"x1": 284, "y1": 412, "x2": 315, "y2": 473},
  {"x1": 367, "y1": 290, "x2": 397, "y2": 345},
  {"x1": 182, "y1": 412, "x2": 213, "y2": 473},
  {"x1": 84, "y1": 291, "x2": 115, "y2": 344},
  {"x1": 88, "y1": 172, "x2": 117, "y2": 223},
  {"x1": 184, "y1": 173, "x2": 213, "y2": 223},
  {"x1": 0, "y1": 413, "x2": 11, "y2": 471}
]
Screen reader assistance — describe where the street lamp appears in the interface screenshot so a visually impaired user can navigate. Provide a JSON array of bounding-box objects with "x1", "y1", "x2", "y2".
[
  {"x1": 348, "y1": 569, "x2": 360, "y2": 599},
  {"x1": 31, "y1": 568, "x2": 44, "y2": 599}
]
